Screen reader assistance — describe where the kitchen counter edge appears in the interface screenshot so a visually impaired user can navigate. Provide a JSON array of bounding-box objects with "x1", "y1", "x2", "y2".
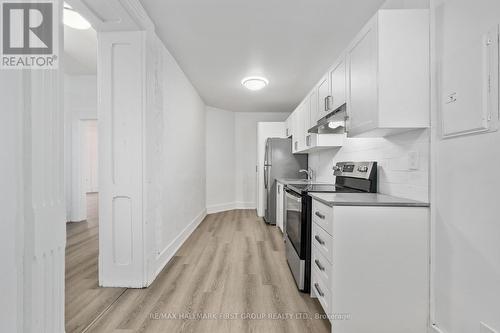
[{"x1": 309, "y1": 192, "x2": 430, "y2": 208}]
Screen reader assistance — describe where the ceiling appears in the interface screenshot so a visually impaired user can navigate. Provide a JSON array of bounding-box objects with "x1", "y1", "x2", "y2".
[
  {"x1": 64, "y1": 25, "x2": 97, "y2": 75},
  {"x1": 140, "y1": 0, "x2": 386, "y2": 112}
]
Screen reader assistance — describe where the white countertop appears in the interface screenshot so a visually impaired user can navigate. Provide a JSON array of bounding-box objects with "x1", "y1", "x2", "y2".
[{"x1": 309, "y1": 192, "x2": 429, "y2": 207}]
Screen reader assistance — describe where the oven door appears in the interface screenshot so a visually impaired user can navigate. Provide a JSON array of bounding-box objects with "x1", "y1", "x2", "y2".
[{"x1": 285, "y1": 189, "x2": 304, "y2": 258}]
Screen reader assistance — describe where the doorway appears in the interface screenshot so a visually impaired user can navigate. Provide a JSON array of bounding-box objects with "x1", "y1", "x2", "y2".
[{"x1": 62, "y1": 5, "x2": 121, "y2": 331}]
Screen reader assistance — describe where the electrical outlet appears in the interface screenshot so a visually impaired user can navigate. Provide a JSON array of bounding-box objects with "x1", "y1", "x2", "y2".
[
  {"x1": 481, "y1": 322, "x2": 498, "y2": 333},
  {"x1": 408, "y1": 151, "x2": 419, "y2": 170}
]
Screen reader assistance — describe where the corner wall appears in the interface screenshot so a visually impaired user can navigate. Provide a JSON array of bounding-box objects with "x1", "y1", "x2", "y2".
[
  {"x1": 205, "y1": 107, "x2": 289, "y2": 213},
  {"x1": 205, "y1": 107, "x2": 235, "y2": 212}
]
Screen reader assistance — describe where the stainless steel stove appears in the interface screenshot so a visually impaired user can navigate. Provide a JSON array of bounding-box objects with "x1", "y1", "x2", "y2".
[{"x1": 284, "y1": 161, "x2": 377, "y2": 292}]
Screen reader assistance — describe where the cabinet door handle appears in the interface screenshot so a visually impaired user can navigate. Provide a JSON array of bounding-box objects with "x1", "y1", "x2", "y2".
[
  {"x1": 315, "y1": 259, "x2": 325, "y2": 271},
  {"x1": 315, "y1": 211, "x2": 325, "y2": 219},
  {"x1": 294, "y1": 141, "x2": 298, "y2": 150},
  {"x1": 324, "y1": 96, "x2": 328, "y2": 111},
  {"x1": 314, "y1": 235, "x2": 325, "y2": 245},
  {"x1": 344, "y1": 114, "x2": 349, "y2": 136},
  {"x1": 326, "y1": 95, "x2": 333, "y2": 110},
  {"x1": 314, "y1": 283, "x2": 325, "y2": 297},
  {"x1": 306, "y1": 135, "x2": 311, "y2": 146}
]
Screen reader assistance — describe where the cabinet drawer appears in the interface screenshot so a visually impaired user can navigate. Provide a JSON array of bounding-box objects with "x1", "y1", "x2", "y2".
[
  {"x1": 312, "y1": 199, "x2": 333, "y2": 235},
  {"x1": 312, "y1": 243, "x2": 332, "y2": 284},
  {"x1": 312, "y1": 222, "x2": 333, "y2": 263},
  {"x1": 311, "y1": 267, "x2": 331, "y2": 315}
]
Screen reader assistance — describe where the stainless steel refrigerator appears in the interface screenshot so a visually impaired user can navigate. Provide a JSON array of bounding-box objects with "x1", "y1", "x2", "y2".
[{"x1": 264, "y1": 138, "x2": 308, "y2": 224}]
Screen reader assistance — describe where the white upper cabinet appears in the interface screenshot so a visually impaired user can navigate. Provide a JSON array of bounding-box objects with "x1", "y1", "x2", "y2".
[
  {"x1": 348, "y1": 26, "x2": 378, "y2": 136},
  {"x1": 346, "y1": 9, "x2": 430, "y2": 137},
  {"x1": 291, "y1": 107, "x2": 300, "y2": 153},
  {"x1": 329, "y1": 56, "x2": 347, "y2": 113},
  {"x1": 309, "y1": 88, "x2": 319, "y2": 127},
  {"x1": 289, "y1": 9, "x2": 429, "y2": 152},
  {"x1": 293, "y1": 90, "x2": 345, "y2": 154},
  {"x1": 305, "y1": 90, "x2": 315, "y2": 149},
  {"x1": 285, "y1": 114, "x2": 292, "y2": 137},
  {"x1": 317, "y1": 74, "x2": 331, "y2": 121},
  {"x1": 296, "y1": 101, "x2": 307, "y2": 152}
]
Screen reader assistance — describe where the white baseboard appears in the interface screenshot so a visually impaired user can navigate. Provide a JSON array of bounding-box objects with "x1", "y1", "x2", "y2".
[
  {"x1": 69, "y1": 213, "x2": 86, "y2": 223},
  {"x1": 206, "y1": 202, "x2": 236, "y2": 214},
  {"x1": 66, "y1": 219, "x2": 86, "y2": 223},
  {"x1": 234, "y1": 201, "x2": 256, "y2": 209},
  {"x1": 146, "y1": 208, "x2": 207, "y2": 286},
  {"x1": 206, "y1": 201, "x2": 256, "y2": 214}
]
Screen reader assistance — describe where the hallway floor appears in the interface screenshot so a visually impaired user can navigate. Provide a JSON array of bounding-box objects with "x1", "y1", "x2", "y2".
[
  {"x1": 65, "y1": 193, "x2": 126, "y2": 332},
  {"x1": 66, "y1": 205, "x2": 330, "y2": 333}
]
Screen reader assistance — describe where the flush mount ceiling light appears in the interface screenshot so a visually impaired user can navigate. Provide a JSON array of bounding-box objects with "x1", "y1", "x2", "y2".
[
  {"x1": 241, "y1": 76, "x2": 269, "y2": 91},
  {"x1": 64, "y1": 3, "x2": 91, "y2": 30}
]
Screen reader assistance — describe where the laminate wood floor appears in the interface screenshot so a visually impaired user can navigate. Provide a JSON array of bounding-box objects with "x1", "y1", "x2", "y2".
[
  {"x1": 66, "y1": 200, "x2": 330, "y2": 333},
  {"x1": 66, "y1": 193, "x2": 127, "y2": 333}
]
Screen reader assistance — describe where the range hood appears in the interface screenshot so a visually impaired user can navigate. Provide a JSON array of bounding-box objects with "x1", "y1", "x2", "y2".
[{"x1": 308, "y1": 103, "x2": 347, "y2": 134}]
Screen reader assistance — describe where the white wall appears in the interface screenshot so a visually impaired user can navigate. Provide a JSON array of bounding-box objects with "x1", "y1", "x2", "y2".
[
  {"x1": 64, "y1": 75, "x2": 98, "y2": 222},
  {"x1": 162, "y1": 45, "x2": 207, "y2": 233},
  {"x1": 205, "y1": 107, "x2": 289, "y2": 213},
  {"x1": 148, "y1": 43, "x2": 208, "y2": 281},
  {"x1": 309, "y1": 129, "x2": 430, "y2": 202},
  {"x1": 381, "y1": 0, "x2": 429, "y2": 9},
  {"x1": 234, "y1": 112, "x2": 289, "y2": 208},
  {"x1": 430, "y1": 0, "x2": 500, "y2": 332},
  {"x1": 82, "y1": 120, "x2": 98, "y2": 193},
  {"x1": 206, "y1": 107, "x2": 235, "y2": 212}
]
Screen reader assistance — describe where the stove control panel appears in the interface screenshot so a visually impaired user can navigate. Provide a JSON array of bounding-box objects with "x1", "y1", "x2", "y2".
[
  {"x1": 357, "y1": 165, "x2": 369, "y2": 173},
  {"x1": 333, "y1": 161, "x2": 377, "y2": 179}
]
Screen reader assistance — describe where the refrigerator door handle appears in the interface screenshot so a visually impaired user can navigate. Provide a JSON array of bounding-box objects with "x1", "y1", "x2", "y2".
[{"x1": 264, "y1": 166, "x2": 269, "y2": 189}]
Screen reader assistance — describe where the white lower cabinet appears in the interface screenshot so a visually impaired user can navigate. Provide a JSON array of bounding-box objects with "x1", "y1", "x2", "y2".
[
  {"x1": 310, "y1": 199, "x2": 429, "y2": 333},
  {"x1": 311, "y1": 264, "x2": 332, "y2": 315},
  {"x1": 276, "y1": 182, "x2": 285, "y2": 232}
]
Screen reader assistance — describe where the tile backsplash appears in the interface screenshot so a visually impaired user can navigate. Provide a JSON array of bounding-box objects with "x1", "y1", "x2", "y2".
[{"x1": 309, "y1": 129, "x2": 430, "y2": 202}]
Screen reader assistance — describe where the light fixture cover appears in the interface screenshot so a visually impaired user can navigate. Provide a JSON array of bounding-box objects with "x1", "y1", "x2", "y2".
[
  {"x1": 241, "y1": 76, "x2": 269, "y2": 91},
  {"x1": 64, "y1": 6, "x2": 91, "y2": 30}
]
